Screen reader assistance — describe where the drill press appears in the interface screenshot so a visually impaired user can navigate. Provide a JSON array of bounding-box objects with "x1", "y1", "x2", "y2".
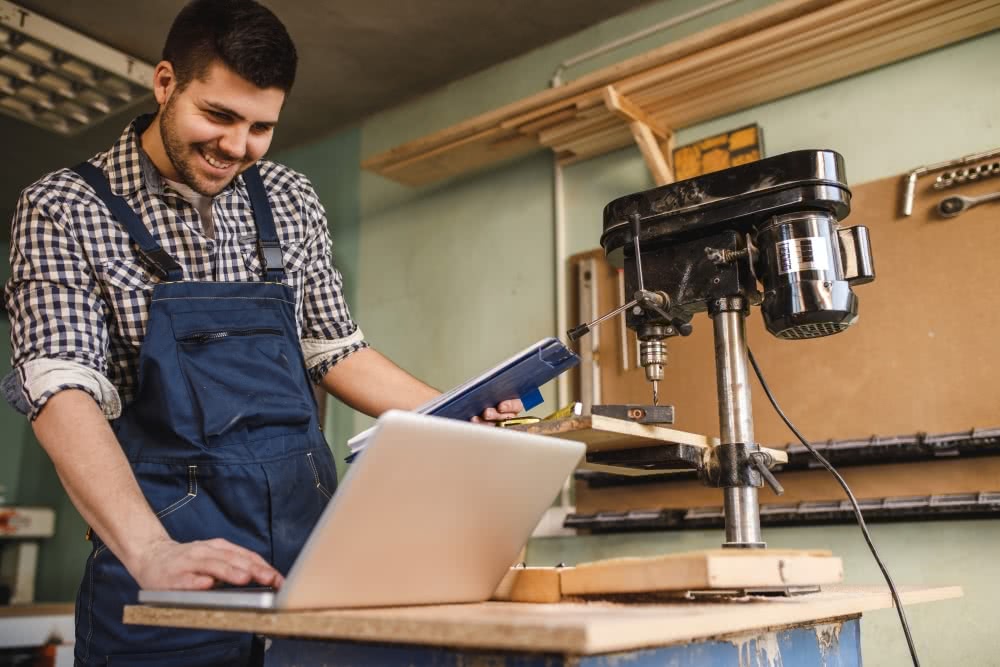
[{"x1": 569, "y1": 149, "x2": 875, "y2": 548}]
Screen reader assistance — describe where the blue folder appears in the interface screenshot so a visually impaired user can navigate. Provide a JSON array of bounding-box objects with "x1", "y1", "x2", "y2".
[{"x1": 346, "y1": 337, "x2": 579, "y2": 459}]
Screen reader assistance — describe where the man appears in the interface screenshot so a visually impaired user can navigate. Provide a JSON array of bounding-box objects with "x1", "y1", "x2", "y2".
[{"x1": 4, "y1": 1, "x2": 520, "y2": 664}]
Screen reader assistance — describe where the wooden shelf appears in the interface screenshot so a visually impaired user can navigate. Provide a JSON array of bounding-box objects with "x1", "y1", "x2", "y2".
[{"x1": 362, "y1": 0, "x2": 1000, "y2": 186}]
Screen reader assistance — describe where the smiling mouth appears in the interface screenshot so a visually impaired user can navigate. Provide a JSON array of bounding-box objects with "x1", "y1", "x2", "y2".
[{"x1": 199, "y1": 147, "x2": 235, "y2": 171}]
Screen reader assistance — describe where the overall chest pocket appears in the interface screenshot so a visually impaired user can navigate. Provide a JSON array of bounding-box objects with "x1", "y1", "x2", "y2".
[{"x1": 172, "y1": 307, "x2": 314, "y2": 447}]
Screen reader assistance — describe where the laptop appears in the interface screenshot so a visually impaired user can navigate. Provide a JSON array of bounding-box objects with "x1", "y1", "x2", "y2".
[{"x1": 139, "y1": 410, "x2": 585, "y2": 610}]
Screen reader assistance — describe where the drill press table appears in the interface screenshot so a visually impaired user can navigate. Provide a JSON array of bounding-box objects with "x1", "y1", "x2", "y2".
[{"x1": 125, "y1": 584, "x2": 959, "y2": 666}]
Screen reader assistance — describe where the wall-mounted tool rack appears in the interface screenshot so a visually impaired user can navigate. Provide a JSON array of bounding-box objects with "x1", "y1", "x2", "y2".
[
  {"x1": 575, "y1": 426, "x2": 1000, "y2": 489},
  {"x1": 567, "y1": 492, "x2": 1000, "y2": 532},
  {"x1": 568, "y1": 426, "x2": 1000, "y2": 531},
  {"x1": 362, "y1": 0, "x2": 1000, "y2": 187}
]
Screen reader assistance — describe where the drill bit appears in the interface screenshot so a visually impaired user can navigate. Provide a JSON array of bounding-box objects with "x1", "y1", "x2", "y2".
[{"x1": 652, "y1": 380, "x2": 659, "y2": 406}]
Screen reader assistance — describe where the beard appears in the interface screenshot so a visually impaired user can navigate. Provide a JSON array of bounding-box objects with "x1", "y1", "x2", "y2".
[{"x1": 159, "y1": 96, "x2": 245, "y2": 197}]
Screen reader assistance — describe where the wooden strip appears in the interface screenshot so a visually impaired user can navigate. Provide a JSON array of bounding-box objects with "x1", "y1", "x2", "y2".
[
  {"x1": 629, "y1": 121, "x2": 674, "y2": 186},
  {"x1": 561, "y1": 550, "x2": 843, "y2": 595},
  {"x1": 602, "y1": 85, "x2": 671, "y2": 140},
  {"x1": 612, "y1": 0, "x2": 928, "y2": 98},
  {"x1": 633, "y1": 0, "x2": 989, "y2": 113},
  {"x1": 652, "y1": 5, "x2": 1000, "y2": 129}
]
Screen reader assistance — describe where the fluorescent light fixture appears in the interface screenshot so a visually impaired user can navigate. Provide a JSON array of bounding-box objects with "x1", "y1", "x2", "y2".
[{"x1": 0, "y1": 1, "x2": 153, "y2": 134}]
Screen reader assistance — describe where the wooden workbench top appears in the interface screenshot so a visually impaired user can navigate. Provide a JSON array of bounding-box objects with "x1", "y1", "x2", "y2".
[{"x1": 124, "y1": 584, "x2": 960, "y2": 655}]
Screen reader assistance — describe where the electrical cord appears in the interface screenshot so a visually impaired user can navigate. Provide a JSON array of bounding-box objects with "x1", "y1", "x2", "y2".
[{"x1": 746, "y1": 348, "x2": 920, "y2": 667}]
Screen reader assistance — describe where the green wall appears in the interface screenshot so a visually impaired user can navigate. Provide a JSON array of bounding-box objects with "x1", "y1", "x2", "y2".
[{"x1": 276, "y1": 128, "x2": 364, "y2": 469}]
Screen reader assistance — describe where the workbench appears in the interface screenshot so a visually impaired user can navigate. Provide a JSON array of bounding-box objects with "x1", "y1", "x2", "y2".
[{"x1": 125, "y1": 584, "x2": 959, "y2": 666}]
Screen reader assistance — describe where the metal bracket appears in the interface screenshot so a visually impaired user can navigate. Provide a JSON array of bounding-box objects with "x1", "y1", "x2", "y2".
[{"x1": 591, "y1": 403, "x2": 675, "y2": 425}]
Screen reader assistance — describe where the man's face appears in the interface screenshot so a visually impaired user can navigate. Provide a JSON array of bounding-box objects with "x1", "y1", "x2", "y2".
[{"x1": 158, "y1": 61, "x2": 285, "y2": 196}]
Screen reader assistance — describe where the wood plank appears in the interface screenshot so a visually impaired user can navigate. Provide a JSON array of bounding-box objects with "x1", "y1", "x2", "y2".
[
  {"x1": 560, "y1": 549, "x2": 843, "y2": 595},
  {"x1": 629, "y1": 120, "x2": 674, "y2": 186},
  {"x1": 519, "y1": 415, "x2": 714, "y2": 451},
  {"x1": 518, "y1": 416, "x2": 787, "y2": 463},
  {"x1": 602, "y1": 85, "x2": 671, "y2": 140},
  {"x1": 123, "y1": 585, "x2": 961, "y2": 655},
  {"x1": 641, "y1": 1, "x2": 998, "y2": 126}
]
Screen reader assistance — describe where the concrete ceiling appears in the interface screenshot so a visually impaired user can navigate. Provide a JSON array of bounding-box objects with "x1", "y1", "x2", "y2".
[{"x1": 1, "y1": 0, "x2": 652, "y2": 234}]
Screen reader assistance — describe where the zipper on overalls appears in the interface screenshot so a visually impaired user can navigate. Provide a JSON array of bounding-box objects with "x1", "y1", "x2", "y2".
[{"x1": 179, "y1": 328, "x2": 282, "y2": 343}]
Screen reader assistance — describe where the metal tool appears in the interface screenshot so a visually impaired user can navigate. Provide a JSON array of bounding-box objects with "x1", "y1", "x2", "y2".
[
  {"x1": 934, "y1": 161, "x2": 1000, "y2": 189},
  {"x1": 900, "y1": 147, "x2": 1000, "y2": 216},
  {"x1": 591, "y1": 404, "x2": 675, "y2": 425},
  {"x1": 569, "y1": 150, "x2": 875, "y2": 549},
  {"x1": 937, "y1": 191, "x2": 1000, "y2": 218}
]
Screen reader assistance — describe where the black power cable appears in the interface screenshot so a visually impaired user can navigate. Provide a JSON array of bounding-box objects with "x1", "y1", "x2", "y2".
[{"x1": 746, "y1": 348, "x2": 920, "y2": 667}]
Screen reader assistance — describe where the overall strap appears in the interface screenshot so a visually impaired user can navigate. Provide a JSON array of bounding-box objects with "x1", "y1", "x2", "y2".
[
  {"x1": 72, "y1": 161, "x2": 184, "y2": 282},
  {"x1": 241, "y1": 164, "x2": 286, "y2": 283}
]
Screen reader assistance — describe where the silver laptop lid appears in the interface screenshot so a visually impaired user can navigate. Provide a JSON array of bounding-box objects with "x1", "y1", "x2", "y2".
[{"x1": 277, "y1": 410, "x2": 584, "y2": 609}]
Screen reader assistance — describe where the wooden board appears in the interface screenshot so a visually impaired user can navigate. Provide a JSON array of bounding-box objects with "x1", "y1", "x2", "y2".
[
  {"x1": 493, "y1": 550, "x2": 841, "y2": 601},
  {"x1": 516, "y1": 416, "x2": 787, "y2": 478},
  {"x1": 560, "y1": 549, "x2": 842, "y2": 595},
  {"x1": 124, "y1": 585, "x2": 961, "y2": 655},
  {"x1": 520, "y1": 415, "x2": 713, "y2": 451},
  {"x1": 492, "y1": 567, "x2": 564, "y2": 603}
]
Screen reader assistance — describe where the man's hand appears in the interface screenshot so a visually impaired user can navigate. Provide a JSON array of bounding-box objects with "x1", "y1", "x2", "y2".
[
  {"x1": 473, "y1": 399, "x2": 524, "y2": 424},
  {"x1": 131, "y1": 537, "x2": 284, "y2": 590}
]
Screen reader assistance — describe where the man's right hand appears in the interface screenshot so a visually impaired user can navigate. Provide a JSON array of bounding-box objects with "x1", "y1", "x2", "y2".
[{"x1": 130, "y1": 537, "x2": 284, "y2": 590}]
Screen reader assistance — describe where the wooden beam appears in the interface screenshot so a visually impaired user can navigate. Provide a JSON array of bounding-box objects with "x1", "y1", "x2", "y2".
[
  {"x1": 602, "y1": 85, "x2": 671, "y2": 140},
  {"x1": 629, "y1": 120, "x2": 674, "y2": 186}
]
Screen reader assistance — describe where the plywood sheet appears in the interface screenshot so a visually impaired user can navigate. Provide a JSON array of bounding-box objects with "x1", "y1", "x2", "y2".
[{"x1": 124, "y1": 585, "x2": 961, "y2": 655}]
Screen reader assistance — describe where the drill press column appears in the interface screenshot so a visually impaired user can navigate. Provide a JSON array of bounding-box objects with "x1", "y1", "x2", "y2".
[{"x1": 711, "y1": 297, "x2": 764, "y2": 548}]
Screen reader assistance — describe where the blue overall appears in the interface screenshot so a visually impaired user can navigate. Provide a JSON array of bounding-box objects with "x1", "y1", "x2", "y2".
[{"x1": 70, "y1": 161, "x2": 338, "y2": 666}]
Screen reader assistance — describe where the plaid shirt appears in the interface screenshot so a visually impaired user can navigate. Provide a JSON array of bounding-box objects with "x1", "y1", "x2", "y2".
[{"x1": 5, "y1": 115, "x2": 366, "y2": 420}]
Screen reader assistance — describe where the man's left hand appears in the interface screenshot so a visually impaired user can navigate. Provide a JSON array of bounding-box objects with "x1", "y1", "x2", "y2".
[{"x1": 473, "y1": 399, "x2": 523, "y2": 424}]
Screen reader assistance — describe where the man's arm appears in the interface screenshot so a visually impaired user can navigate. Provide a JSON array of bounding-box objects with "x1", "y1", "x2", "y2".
[
  {"x1": 320, "y1": 346, "x2": 522, "y2": 420},
  {"x1": 32, "y1": 390, "x2": 283, "y2": 590},
  {"x1": 319, "y1": 347, "x2": 438, "y2": 415}
]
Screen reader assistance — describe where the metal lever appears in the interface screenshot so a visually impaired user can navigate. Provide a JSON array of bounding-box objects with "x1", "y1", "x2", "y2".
[
  {"x1": 749, "y1": 451, "x2": 784, "y2": 496},
  {"x1": 568, "y1": 298, "x2": 639, "y2": 341}
]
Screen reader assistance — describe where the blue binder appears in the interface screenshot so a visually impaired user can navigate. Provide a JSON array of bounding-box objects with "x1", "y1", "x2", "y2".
[{"x1": 346, "y1": 337, "x2": 579, "y2": 459}]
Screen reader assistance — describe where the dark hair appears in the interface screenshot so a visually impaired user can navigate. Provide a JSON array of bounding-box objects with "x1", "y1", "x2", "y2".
[{"x1": 162, "y1": 0, "x2": 297, "y2": 92}]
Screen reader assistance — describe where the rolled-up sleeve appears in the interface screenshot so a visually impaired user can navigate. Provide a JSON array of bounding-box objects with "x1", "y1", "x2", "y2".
[
  {"x1": 297, "y1": 179, "x2": 368, "y2": 383},
  {"x1": 5, "y1": 185, "x2": 118, "y2": 419}
]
